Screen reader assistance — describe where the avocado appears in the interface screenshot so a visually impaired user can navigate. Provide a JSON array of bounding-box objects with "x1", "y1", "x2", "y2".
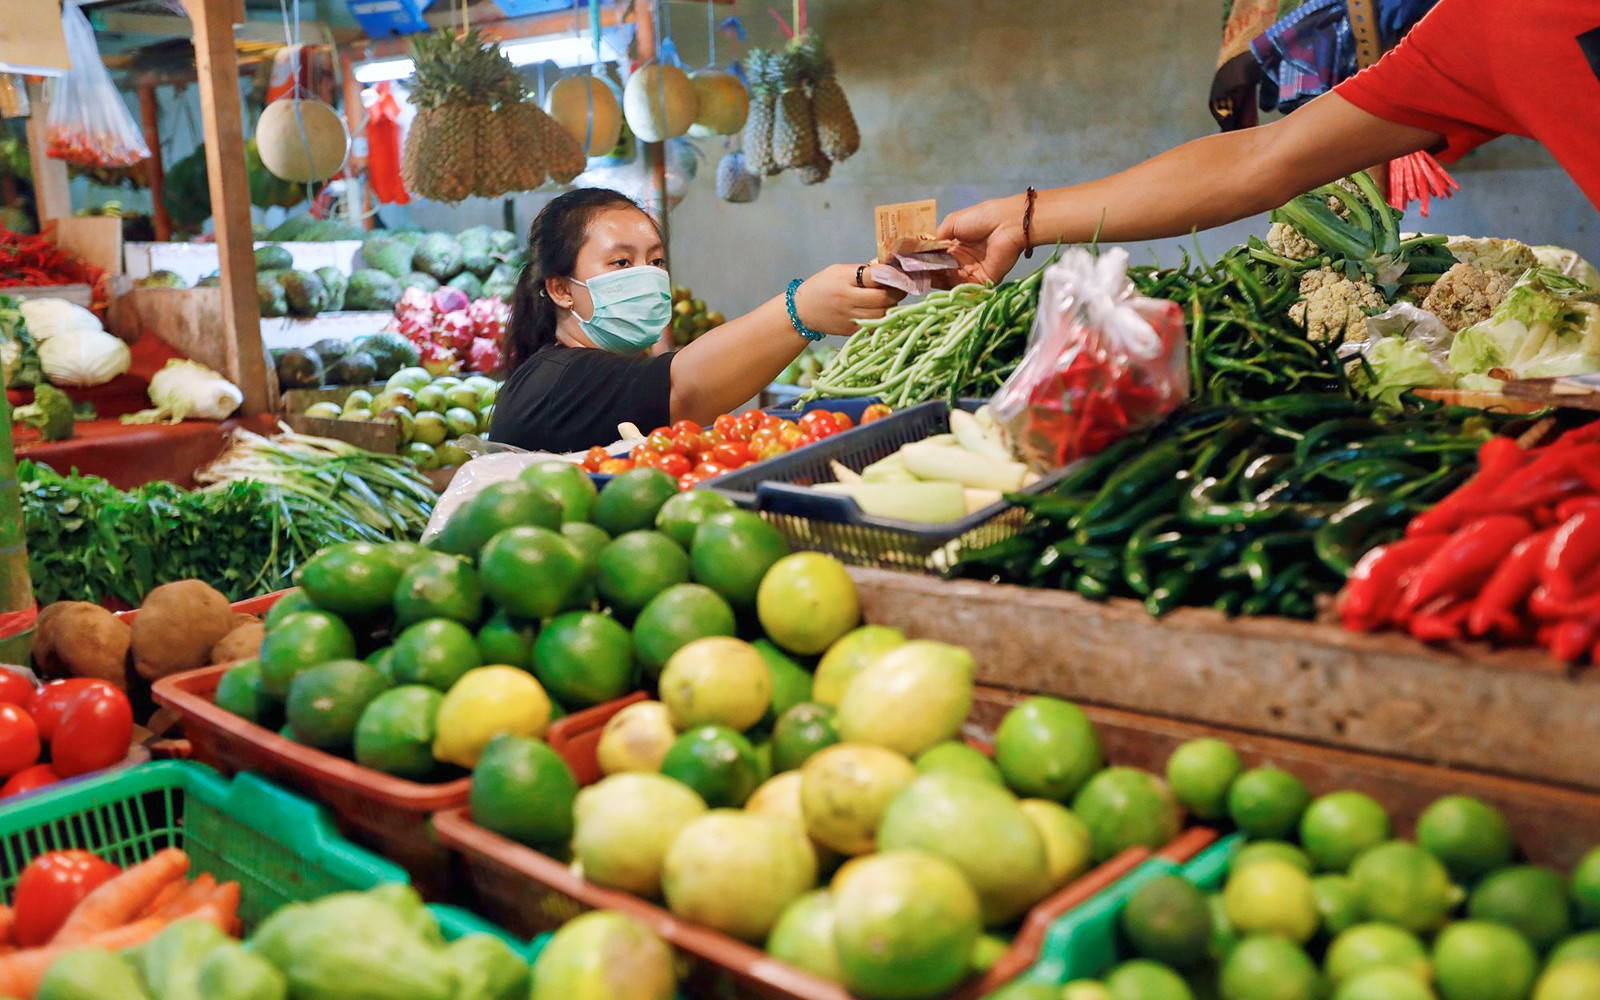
[
  {"x1": 355, "y1": 331, "x2": 421, "y2": 379},
  {"x1": 315, "y1": 266, "x2": 347, "y2": 311},
  {"x1": 301, "y1": 219, "x2": 365, "y2": 242},
  {"x1": 196, "y1": 271, "x2": 221, "y2": 287},
  {"x1": 446, "y1": 271, "x2": 483, "y2": 299},
  {"x1": 404, "y1": 272, "x2": 440, "y2": 293},
  {"x1": 310, "y1": 338, "x2": 350, "y2": 366},
  {"x1": 255, "y1": 244, "x2": 295, "y2": 272},
  {"x1": 138, "y1": 269, "x2": 187, "y2": 288},
  {"x1": 266, "y1": 213, "x2": 316, "y2": 241},
  {"x1": 327, "y1": 350, "x2": 378, "y2": 385},
  {"x1": 276, "y1": 348, "x2": 324, "y2": 388},
  {"x1": 463, "y1": 250, "x2": 498, "y2": 278},
  {"x1": 389, "y1": 229, "x2": 425, "y2": 247},
  {"x1": 414, "y1": 233, "x2": 464, "y2": 280},
  {"x1": 488, "y1": 229, "x2": 519, "y2": 255},
  {"x1": 345, "y1": 268, "x2": 403, "y2": 311},
  {"x1": 280, "y1": 269, "x2": 329, "y2": 316},
  {"x1": 257, "y1": 273, "x2": 289, "y2": 317},
  {"x1": 362, "y1": 234, "x2": 415, "y2": 278}
]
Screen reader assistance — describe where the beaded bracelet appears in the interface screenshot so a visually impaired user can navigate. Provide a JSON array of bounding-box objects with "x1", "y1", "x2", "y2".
[{"x1": 786, "y1": 279, "x2": 825, "y2": 341}]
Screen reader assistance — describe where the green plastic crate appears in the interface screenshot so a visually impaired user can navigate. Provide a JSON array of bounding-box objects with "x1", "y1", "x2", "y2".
[
  {"x1": 1014, "y1": 833, "x2": 1245, "y2": 988},
  {"x1": 0, "y1": 761, "x2": 531, "y2": 957}
]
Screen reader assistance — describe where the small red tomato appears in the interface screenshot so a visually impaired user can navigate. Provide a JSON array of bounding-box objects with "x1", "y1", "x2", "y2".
[
  {"x1": 0, "y1": 666, "x2": 33, "y2": 706},
  {"x1": 672, "y1": 430, "x2": 704, "y2": 455},
  {"x1": 1, "y1": 763, "x2": 59, "y2": 799},
  {"x1": 29, "y1": 679, "x2": 119, "y2": 743},
  {"x1": 629, "y1": 444, "x2": 652, "y2": 463},
  {"x1": 647, "y1": 430, "x2": 677, "y2": 454},
  {"x1": 736, "y1": 410, "x2": 767, "y2": 438},
  {"x1": 831, "y1": 411, "x2": 855, "y2": 431},
  {"x1": 670, "y1": 419, "x2": 702, "y2": 438},
  {"x1": 12, "y1": 850, "x2": 121, "y2": 947},
  {"x1": 51, "y1": 686, "x2": 132, "y2": 779},
  {"x1": 711, "y1": 442, "x2": 752, "y2": 468},
  {"x1": 0, "y1": 703, "x2": 39, "y2": 778},
  {"x1": 657, "y1": 453, "x2": 692, "y2": 479},
  {"x1": 750, "y1": 427, "x2": 780, "y2": 449},
  {"x1": 861, "y1": 403, "x2": 893, "y2": 424},
  {"x1": 677, "y1": 472, "x2": 705, "y2": 491},
  {"x1": 777, "y1": 423, "x2": 805, "y2": 447},
  {"x1": 582, "y1": 446, "x2": 610, "y2": 472},
  {"x1": 712, "y1": 414, "x2": 742, "y2": 441},
  {"x1": 753, "y1": 440, "x2": 788, "y2": 461},
  {"x1": 799, "y1": 411, "x2": 841, "y2": 437},
  {"x1": 796, "y1": 433, "x2": 819, "y2": 448},
  {"x1": 597, "y1": 458, "x2": 633, "y2": 475},
  {"x1": 694, "y1": 462, "x2": 728, "y2": 480}
]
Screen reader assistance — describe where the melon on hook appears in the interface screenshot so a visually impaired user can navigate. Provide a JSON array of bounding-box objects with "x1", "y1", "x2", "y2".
[
  {"x1": 545, "y1": 75, "x2": 623, "y2": 157},
  {"x1": 255, "y1": 98, "x2": 349, "y2": 183},
  {"x1": 622, "y1": 64, "x2": 698, "y2": 143},
  {"x1": 687, "y1": 70, "x2": 748, "y2": 137}
]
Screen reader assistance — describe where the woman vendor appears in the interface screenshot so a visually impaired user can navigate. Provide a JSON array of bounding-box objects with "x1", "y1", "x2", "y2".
[{"x1": 490, "y1": 188, "x2": 901, "y2": 453}]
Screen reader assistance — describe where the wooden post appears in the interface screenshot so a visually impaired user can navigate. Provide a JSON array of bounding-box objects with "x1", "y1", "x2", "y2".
[
  {"x1": 137, "y1": 83, "x2": 172, "y2": 241},
  {"x1": 23, "y1": 79, "x2": 70, "y2": 223},
  {"x1": 182, "y1": 0, "x2": 271, "y2": 416}
]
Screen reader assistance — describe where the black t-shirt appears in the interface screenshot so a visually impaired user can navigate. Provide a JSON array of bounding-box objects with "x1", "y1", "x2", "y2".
[{"x1": 490, "y1": 345, "x2": 677, "y2": 453}]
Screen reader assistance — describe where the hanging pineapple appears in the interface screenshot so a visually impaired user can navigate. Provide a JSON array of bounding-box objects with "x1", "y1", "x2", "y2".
[
  {"x1": 537, "y1": 106, "x2": 588, "y2": 184},
  {"x1": 797, "y1": 33, "x2": 859, "y2": 163},
  {"x1": 742, "y1": 48, "x2": 779, "y2": 177},
  {"x1": 770, "y1": 47, "x2": 821, "y2": 173}
]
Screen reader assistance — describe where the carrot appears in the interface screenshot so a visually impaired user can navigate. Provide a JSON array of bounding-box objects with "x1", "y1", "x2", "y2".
[
  {"x1": 135, "y1": 877, "x2": 186, "y2": 919},
  {"x1": 208, "y1": 881, "x2": 241, "y2": 937},
  {"x1": 0, "y1": 917, "x2": 170, "y2": 997},
  {"x1": 50, "y1": 849, "x2": 188, "y2": 944}
]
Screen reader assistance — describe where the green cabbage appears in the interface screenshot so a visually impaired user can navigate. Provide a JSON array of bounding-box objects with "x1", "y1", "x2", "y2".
[
  {"x1": 1533, "y1": 245, "x2": 1600, "y2": 289},
  {"x1": 1446, "y1": 269, "x2": 1600, "y2": 379},
  {"x1": 1362, "y1": 337, "x2": 1451, "y2": 407}
]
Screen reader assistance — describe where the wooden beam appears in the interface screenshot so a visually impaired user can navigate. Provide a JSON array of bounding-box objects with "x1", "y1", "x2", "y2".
[
  {"x1": 182, "y1": 0, "x2": 272, "y2": 416},
  {"x1": 23, "y1": 79, "x2": 70, "y2": 222},
  {"x1": 137, "y1": 84, "x2": 172, "y2": 242},
  {"x1": 350, "y1": 6, "x2": 627, "y2": 60}
]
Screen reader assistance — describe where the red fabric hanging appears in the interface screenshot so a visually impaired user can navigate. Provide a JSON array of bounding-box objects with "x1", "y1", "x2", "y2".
[{"x1": 366, "y1": 82, "x2": 409, "y2": 206}]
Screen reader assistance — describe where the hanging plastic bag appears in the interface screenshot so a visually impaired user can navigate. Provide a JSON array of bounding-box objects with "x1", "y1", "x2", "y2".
[
  {"x1": 46, "y1": 2, "x2": 151, "y2": 169},
  {"x1": 990, "y1": 247, "x2": 1188, "y2": 472}
]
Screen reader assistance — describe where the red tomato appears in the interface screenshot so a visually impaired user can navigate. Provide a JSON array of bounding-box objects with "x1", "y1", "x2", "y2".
[
  {"x1": 777, "y1": 423, "x2": 805, "y2": 447},
  {"x1": 861, "y1": 403, "x2": 893, "y2": 424},
  {"x1": 712, "y1": 414, "x2": 742, "y2": 441},
  {"x1": 581, "y1": 446, "x2": 610, "y2": 472},
  {"x1": 736, "y1": 410, "x2": 767, "y2": 439},
  {"x1": 50, "y1": 686, "x2": 132, "y2": 779},
  {"x1": 796, "y1": 433, "x2": 819, "y2": 448},
  {"x1": 799, "y1": 411, "x2": 841, "y2": 437},
  {"x1": 711, "y1": 442, "x2": 752, "y2": 468},
  {"x1": 597, "y1": 458, "x2": 633, "y2": 475},
  {"x1": 831, "y1": 411, "x2": 855, "y2": 431},
  {"x1": 670, "y1": 419, "x2": 703, "y2": 439},
  {"x1": 0, "y1": 666, "x2": 33, "y2": 706},
  {"x1": 673, "y1": 431, "x2": 704, "y2": 456},
  {"x1": 11, "y1": 850, "x2": 121, "y2": 947},
  {"x1": 677, "y1": 472, "x2": 705, "y2": 491},
  {"x1": 700, "y1": 427, "x2": 726, "y2": 447},
  {"x1": 693, "y1": 462, "x2": 728, "y2": 480},
  {"x1": 752, "y1": 440, "x2": 788, "y2": 461},
  {"x1": 29, "y1": 679, "x2": 118, "y2": 743},
  {"x1": 628, "y1": 444, "x2": 652, "y2": 463},
  {"x1": 657, "y1": 453, "x2": 692, "y2": 479},
  {"x1": 1, "y1": 763, "x2": 59, "y2": 799},
  {"x1": 750, "y1": 427, "x2": 781, "y2": 450},
  {"x1": 0, "y1": 703, "x2": 39, "y2": 778},
  {"x1": 647, "y1": 430, "x2": 680, "y2": 454}
]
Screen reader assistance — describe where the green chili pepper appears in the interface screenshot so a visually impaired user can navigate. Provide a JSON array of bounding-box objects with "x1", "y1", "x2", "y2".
[{"x1": 1071, "y1": 442, "x2": 1183, "y2": 531}]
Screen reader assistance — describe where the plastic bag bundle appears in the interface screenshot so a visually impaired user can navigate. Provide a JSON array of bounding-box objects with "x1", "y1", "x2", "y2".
[
  {"x1": 991, "y1": 247, "x2": 1188, "y2": 471},
  {"x1": 46, "y1": 2, "x2": 151, "y2": 168}
]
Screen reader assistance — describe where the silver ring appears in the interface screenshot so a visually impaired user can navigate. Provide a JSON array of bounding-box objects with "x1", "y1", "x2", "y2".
[{"x1": 855, "y1": 264, "x2": 867, "y2": 288}]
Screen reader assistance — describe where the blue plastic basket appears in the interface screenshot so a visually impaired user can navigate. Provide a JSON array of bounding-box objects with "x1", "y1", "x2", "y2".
[{"x1": 705, "y1": 400, "x2": 1071, "y2": 572}]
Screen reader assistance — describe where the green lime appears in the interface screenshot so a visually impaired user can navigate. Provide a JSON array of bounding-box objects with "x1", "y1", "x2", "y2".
[
  {"x1": 264, "y1": 587, "x2": 317, "y2": 628},
  {"x1": 659, "y1": 724, "x2": 761, "y2": 808},
  {"x1": 1208, "y1": 893, "x2": 1239, "y2": 962},
  {"x1": 520, "y1": 461, "x2": 598, "y2": 523},
  {"x1": 476, "y1": 609, "x2": 536, "y2": 670},
  {"x1": 1535, "y1": 960, "x2": 1600, "y2": 1000},
  {"x1": 560, "y1": 521, "x2": 608, "y2": 611},
  {"x1": 813, "y1": 625, "x2": 905, "y2": 706},
  {"x1": 1121, "y1": 874, "x2": 1213, "y2": 968},
  {"x1": 1021, "y1": 798, "x2": 1092, "y2": 890},
  {"x1": 1165, "y1": 738, "x2": 1242, "y2": 822},
  {"x1": 1313, "y1": 874, "x2": 1363, "y2": 936},
  {"x1": 260, "y1": 610, "x2": 357, "y2": 697},
  {"x1": 1301, "y1": 792, "x2": 1392, "y2": 872},
  {"x1": 1433, "y1": 920, "x2": 1537, "y2": 1000},
  {"x1": 285, "y1": 659, "x2": 390, "y2": 751},
  {"x1": 1326, "y1": 923, "x2": 1431, "y2": 984},
  {"x1": 1572, "y1": 847, "x2": 1600, "y2": 927},
  {"x1": 1065, "y1": 983, "x2": 1115, "y2": 1000},
  {"x1": 1227, "y1": 768, "x2": 1311, "y2": 840},
  {"x1": 689, "y1": 509, "x2": 790, "y2": 610},
  {"x1": 655, "y1": 489, "x2": 734, "y2": 549},
  {"x1": 632, "y1": 583, "x2": 737, "y2": 678},
  {"x1": 593, "y1": 467, "x2": 678, "y2": 537},
  {"x1": 469, "y1": 733, "x2": 579, "y2": 847},
  {"x1": 756, "y1": 552, "x2": 861, "y2": 656},
  {"x1": 1105, "y1": 959, "x2": 1195, "y2": 1000},
  {"x1": 915, "y1": 741, "x2": 1003, "y2": 786},
  {"x1": 478, "y1": 525, "x2": 585, "y2": 620},
  {"x1": 1468, "y1": 865, "x2": 1572, "y2": 950},
  {"x1": 1223, "y1": 859, "x2": 1318, "y2": 944},
  {"x1": 1417, "y1": 797, "x2": 1515, "y2": 882},
  {"x1": 532, "y1": 611, "x2": 634, "y2": 708},
  {"x1": 1233, "y1": 841, "x2": 1313, "y2": 874},
  {"x1": 214, "y1": 659, "x2": 279, "y2": 728},
  {"x1": 354, "y1": 685, "x2": 444, "y2": 780},
  {"x1": 393, "y1": 553, "x2": 483, "y2": 628},
  {"x1": 596, "y1": 530, "x2": 690, "y2": 616},
  {"x1": 392, "y1": 618, "x2": 482, "y2": 691},
  {"x1": 432, "y1": 480, "x2": 563, "y2": 558},
  {"x1": 1550, "y1": 931, "x2": 1600, "y2": 966},
  {"x1": 1350, "y1": 842, "x2": 1459, "y2": 934},
  {"x1": 297, "y1": 542, "x2": 403, "y2": 618},
  {"x1": 1071, "y1": 767, "x2": 1182, "y2": 863},
  {"x1": 1331, "y1": 968, "x2": 1434, "y2": 1000},
  {"x1": 969, "y1": 934, "x2": 1008, "y2": 975},
  {"x1": 1219, "y1": 935, "x2": 1318, "y2": 1000},
  {"x1": 366, "y1": 645, "x2": 395, "y2": 682},
  {"x1": 771, "y1": 702, "x2": 839, "y2": 773},
  {"x1": 753, "y1": 639, "x2": 813, "y2": 728},
  {"x1": 995, "y1": 696, "x2": 1105, "y2": 801},
  {"x1": 980, "y1": 982, "x2": 1056, "y2": 1000}
]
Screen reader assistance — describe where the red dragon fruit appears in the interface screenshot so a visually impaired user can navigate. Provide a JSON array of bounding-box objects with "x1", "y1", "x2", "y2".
[
  {"x1": 466, "y1": 296, "x2": 509, "y2": 342},
  {"x1": 468, "y1": 336, "x2": 503, "y2": 373},
  {"x1": 419, "y1": 341, "x2": 460, "y2": 376},
  {"x1": 438, "y1": 309, "x2": 476, "y2": 354},
  {"x1": 432, "y1": 286, "x2": 471, "y2": 315}
]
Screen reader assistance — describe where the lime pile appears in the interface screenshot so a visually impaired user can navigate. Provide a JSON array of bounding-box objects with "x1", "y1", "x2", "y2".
[{"x1": 1016, "y1": 736, "x2": 1600, "y2": 1000}]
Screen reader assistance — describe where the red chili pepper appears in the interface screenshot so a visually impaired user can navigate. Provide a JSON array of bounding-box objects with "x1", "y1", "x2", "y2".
[
  {"x1": 1545, "y1": 615, "x2": 1600, "y2": 663},
  {"x1": 1527, "y1": 584, "x2": 1600, "y2": 622},
  {"x1": 1556, "y1": 497, "x2": 1600, "y2": 522},
  {"x1": 1339, "y1": 535, "x2": 1449, "y2": 632},
  {"x1": 1408, "y1": 596, "x2": 1472, "y2": 642},
  {"x1": 1541, "y1": 509, "x2": 1600, "y2": 601},
  {"x1": 1462, "y1": 445, "x2": 1600, "y2": 519},
  {"x1": 1397, "y1": 515, "x2": 1533, "y2": 619},
  {"x1": 1406, "y1": 437, "x2": 1525, "y2": 537},
  {"x1": 1467, "y1": 527, "x2": 1559, "y2": 637}
]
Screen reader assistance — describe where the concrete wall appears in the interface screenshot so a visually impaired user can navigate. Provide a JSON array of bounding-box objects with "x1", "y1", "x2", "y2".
[{"x1": 399, "y1": 0, "x2": 1598, "y2": 318}]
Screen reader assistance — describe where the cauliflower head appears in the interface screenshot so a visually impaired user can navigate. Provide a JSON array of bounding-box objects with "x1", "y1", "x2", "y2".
[
  {"x1": 1289, "y1": 268, "x2": 1387, "y2": 342},
  {"x1": 1444, "y1": 236, "x2": 1538, "y2": 280},
  {"x1": 1266, "y1": 222, "x2": 1320, "y2": 261},
  {"x1": 1421, "y1": 263, "x2": 1515, "y2": 332}
]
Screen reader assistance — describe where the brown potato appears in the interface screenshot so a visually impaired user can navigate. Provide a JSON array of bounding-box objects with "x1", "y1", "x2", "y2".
[
  {"x1": 35, "y1": 602, "x2": 131, "y2": 686},
  {"x1": 131, "y1": 579, "x2": 234, "y2": 680},
  {"x1": 230, "y1": 613, "x2": 261, "y2": 630},
  {"x1": 210, "y1": 622, "x2": 264, "y2": 665}
]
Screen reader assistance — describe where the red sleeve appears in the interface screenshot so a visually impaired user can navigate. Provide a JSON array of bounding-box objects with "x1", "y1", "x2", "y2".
[{"x1": 1334, "y1": 0, "x2": 1512, "y2": 162}]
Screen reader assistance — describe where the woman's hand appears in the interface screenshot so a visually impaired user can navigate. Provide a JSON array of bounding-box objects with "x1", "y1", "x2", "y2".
[
  {"x1": 938, "y1": 194, "x2": 1029, "y2": 285},
  {"x1": 793, "y1": 264, "x2": 905, "y2": 337}
]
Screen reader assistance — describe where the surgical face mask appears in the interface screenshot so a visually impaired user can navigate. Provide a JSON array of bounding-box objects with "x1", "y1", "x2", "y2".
[{"x1": 570, "y1": 265, "x2": 672, "y2": 355}]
